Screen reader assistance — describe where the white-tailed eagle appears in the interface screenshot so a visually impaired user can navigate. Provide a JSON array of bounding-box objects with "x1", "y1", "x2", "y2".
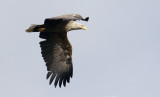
[{"x1": 26, "y1": 14, "x2": 89, "y2": 87}]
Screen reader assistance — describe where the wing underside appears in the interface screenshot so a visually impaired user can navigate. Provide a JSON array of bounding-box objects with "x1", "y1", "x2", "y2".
[{"x1": 39, "y1": 32, "x2": 73, "y2": 87}]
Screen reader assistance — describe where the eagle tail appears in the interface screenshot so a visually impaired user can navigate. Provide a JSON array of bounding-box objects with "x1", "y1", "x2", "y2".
[{"x1": 26, "y1": 24, "x2": 45, "y2": 32}]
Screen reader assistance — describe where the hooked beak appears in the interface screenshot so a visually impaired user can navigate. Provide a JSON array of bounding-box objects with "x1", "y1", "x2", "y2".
[{"x1": 82, "y1": 26, "x2": 87, "y2": 30}]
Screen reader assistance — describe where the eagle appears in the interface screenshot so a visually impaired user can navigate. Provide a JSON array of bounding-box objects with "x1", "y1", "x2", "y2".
[{"x1": 26, "y1": 14, "x2": 89, "y2": 87}]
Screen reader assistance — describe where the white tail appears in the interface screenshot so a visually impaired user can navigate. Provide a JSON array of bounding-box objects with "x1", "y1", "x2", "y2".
[
  {"x1": 26, "y1": 24, "x2": 45, "y2": 33},
  {"x1": 26, "y1": 24, "x2": 39, "y2": 32}
]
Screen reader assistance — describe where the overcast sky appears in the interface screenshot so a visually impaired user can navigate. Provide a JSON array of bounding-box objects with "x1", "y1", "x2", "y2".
[{"x1": 0, "y1": 0, "x2": 160, "y2": 97}]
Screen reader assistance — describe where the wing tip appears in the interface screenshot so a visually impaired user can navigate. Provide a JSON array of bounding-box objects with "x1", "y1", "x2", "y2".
[
  {"x1": 82, "y1": 17, "x2": 89, "y2": 21},
  {"x1": 47, "y1": 72, "x2": 72, "y2": 88}
]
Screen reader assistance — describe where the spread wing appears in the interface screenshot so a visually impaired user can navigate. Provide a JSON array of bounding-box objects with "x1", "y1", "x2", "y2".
[
  {"x1": 44, "y1": 14, "x2": 89, "y2": 25},
  {"x1": 39, "y1": 32, "x2": 73, "y2": 87}
]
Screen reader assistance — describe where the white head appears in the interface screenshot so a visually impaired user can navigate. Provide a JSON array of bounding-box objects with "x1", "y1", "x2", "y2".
[{"x1": 66, "y1": 21, "x2": 87, "y2": 32}]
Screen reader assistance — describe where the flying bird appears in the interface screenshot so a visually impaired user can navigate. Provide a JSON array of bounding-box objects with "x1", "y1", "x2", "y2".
[{"x1": 26, "y1": 14, "x2": 89, "y2": 87}]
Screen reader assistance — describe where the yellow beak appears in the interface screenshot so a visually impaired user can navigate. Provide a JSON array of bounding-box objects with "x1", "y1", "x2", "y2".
[{"x1": 82, "y1": 26, "x2": 87, "y2": 30}]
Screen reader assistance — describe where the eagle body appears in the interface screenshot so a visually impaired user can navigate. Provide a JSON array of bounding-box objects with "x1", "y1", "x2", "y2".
[{"x1": 26, "y1": 14, "x2": 89, "y2": 87}]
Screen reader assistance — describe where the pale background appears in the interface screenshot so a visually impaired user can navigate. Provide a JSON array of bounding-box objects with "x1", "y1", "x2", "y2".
[{"x1": 0, "y1": 0, "x2": 160, "y2": 97}]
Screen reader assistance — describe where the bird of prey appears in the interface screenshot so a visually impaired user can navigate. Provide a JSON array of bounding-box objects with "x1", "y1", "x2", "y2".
[{"x1": 26, "y1": 14, "x2": 89, "y2": 87}]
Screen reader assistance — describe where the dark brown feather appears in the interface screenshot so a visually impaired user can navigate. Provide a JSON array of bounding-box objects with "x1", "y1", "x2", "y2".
[{"x1": 39, "y1": 32, "x2": 73, "y2": 87}]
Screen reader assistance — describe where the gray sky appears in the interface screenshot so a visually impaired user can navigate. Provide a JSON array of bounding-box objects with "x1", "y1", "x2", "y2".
[{"x1": 0, "y1": 0, "x2": 160, "y2": 97}]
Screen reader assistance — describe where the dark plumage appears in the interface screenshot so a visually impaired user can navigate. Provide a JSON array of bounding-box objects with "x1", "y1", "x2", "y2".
[{"x1": 26, "y1": 14, "x2": 89, "y2": 87}]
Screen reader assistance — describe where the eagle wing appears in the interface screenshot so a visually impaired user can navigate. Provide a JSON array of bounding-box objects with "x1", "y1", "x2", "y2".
[
  {"x1": 39, "y1": 32, "x2": 73, "y2": 87},
  {"x1": 44, "y1": 14, "x2": 89, "y2": 26}
]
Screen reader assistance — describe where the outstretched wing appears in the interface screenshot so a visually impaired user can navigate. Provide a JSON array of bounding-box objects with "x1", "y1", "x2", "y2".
[
  {"x1": 44, "y1": 14, "x2": 89, "y2": 26},
  {"x1": 39, "y1": 32, "x2": 73, "y2": 87}
]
